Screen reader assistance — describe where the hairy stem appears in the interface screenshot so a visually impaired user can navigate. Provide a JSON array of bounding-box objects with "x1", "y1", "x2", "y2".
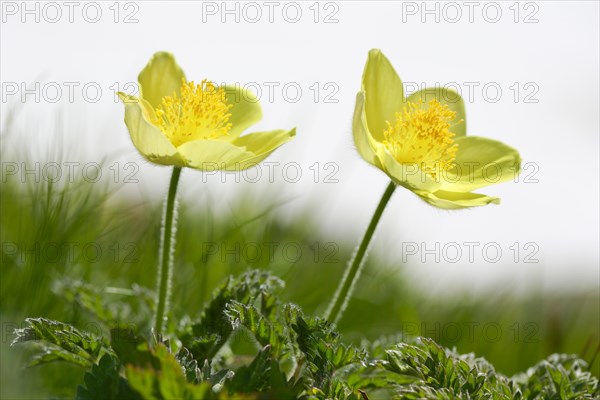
[
  {"x1": 324, "y1": 181, "x2": 396, "y2": 324},
  {"x1": 154, "y1": 166, "x2": 182, "y2": 337}
]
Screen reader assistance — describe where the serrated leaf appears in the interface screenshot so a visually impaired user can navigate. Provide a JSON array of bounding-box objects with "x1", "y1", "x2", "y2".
[
  {"x1": 12, "y1": 317, "x2": 107, "y2": 368},
  {"x1": 225, "y1": 301, "x2": 286, "y2": 356},
  {"x1": 57, "y1": 279, "x2": 115, "y2": 323},
  {"x1": 176, "y1": 347, "x2": 201, "y2": 383},
  {"x1": 284, "y1": 303, "x2": 365, "y2": 397},
  {"x1": 230, "y1": 345, "x2": 273, "y2": 393},
  {"x1": 56, "y1": 279, "x2": 155, "y2": 328},
  {"x1": 125, "y1": 343, "x2": 213, "y2": 399},
  {"x1": 76, "y1": 354, "x2": 142, "y2": 400},
  {"x1": 179, "y1": 269, "x2": 284, "y2": 362}
]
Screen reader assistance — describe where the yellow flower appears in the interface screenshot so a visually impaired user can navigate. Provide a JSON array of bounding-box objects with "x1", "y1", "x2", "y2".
[
  {"x1": 353, "y1": 49, "x2": 521, "y2": 209},
  {"x1": 118, "y1": 52, "x2": 295, "y2": 170}
]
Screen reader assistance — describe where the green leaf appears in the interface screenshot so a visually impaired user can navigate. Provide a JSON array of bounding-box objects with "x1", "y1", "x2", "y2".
[
  {"x1": 56, "y1": 279, "x2": 155, "y2": 328},
  {"x1": 125, "y1": 343, "x2": 213, "y2": 400},
  {"x1": 225, "y1": 301, "x2": 286, "y2": 357},
  {"x1": 384, "y1": 338, "x2": 516, "y2": 398},
  {"x1": 110, "y1": 325, "x2": 157, "y2": 369},
  {"x1": 344, "y1": 363, "x2": 416, "y2": 390},
  {"x1": 229, "y1": 345, "x2": 273, "y2": 393},
  {"x1": 76, "y1": 354, "x2": 142, "y2": 400},
  {"x1": 179, "y1": 269, "x2": 284, "y2": 362},
  {"x1": 12, "y1": 318, "x2": 108, "y2": 368},
  {"x1": 517, "y1": 354, "x2": 599, "y2": 398},
  {"x1": 56, "y1": 279, "x2": 115, "y2": 323},
  {"x1": 285, "y1": 304, "x2": 366, "y2": 397},
  {"x1": 176, "y1": 347, "x2": 201, "y2": 383}
]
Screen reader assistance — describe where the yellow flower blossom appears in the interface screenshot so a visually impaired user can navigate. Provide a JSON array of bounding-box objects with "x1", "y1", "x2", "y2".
[
  {"x1": 118, "y1": 52, "x2": 295, "y2": 171},
  {"x1": 353, "y1": 49, "x2": 521, "y2": 209}
]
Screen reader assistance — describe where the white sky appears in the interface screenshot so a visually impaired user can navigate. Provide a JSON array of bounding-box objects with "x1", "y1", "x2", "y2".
[{"x1": 1, "y1": 1, "x2": 599, "y2": 294}]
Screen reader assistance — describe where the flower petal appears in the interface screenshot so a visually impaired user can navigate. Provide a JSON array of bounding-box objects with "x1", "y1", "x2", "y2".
[
  {"x1": 362, "y1": 49, "x2": 405, "y2": 141},
  {"x1": 177, "y1": 139, "x2": 255, "y2": 171},
  {"x1": 179, "y1": 128, "x2": 294, "y2": 171},
  {"x1": 406, "y1": 87, "x2": 466, "y2": 137},
  {"x1": 352, "y1": 91, "x2": 380, "y2": 167},
  {"x1": 138, "y1": 52, "x2": 186, "y2": 109},
  {"x1": 234, "y1": 128, "x2": 295, "y2": 155},
  {"x1": 222, "y1": 85, "x2": 263, "y2": 137},
  {"x1": 441, "y1": 136, "x2": 521, "y2": 192},
  {"x1": 118, "y1": 92, "x2": 183, "y2": 166},
  {"x1": 376, "y1": 146, "x2": 441, "y2": 192},
  {"x1": 415, "y1": 189, "x2": 500, "y2": 209}
]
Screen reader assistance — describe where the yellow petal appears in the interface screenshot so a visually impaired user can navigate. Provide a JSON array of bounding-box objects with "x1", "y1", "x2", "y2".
[
  {"x1": 176, "y1": 139, "x2": 254, "y2": 171},
  {"x1": 415, "y1": 189, "x2": 500, "y2": 209},
  {"x1": 222, "y1": 85, "x2": 263, "y2": 137},
  {"x1": 117, "y1": 92, "x2": 184, "y2": 166},
  {"x1": 178, "y1": 128, "x2": 294, "y2": 171},
  {"x1": 138, "y1": 52, "x2": 186, "y2": 109},
  {"x1": 352, "y1": 91, "x2": 381, "y2": 167},
  {"x1": 376, "y1": 146, "x2": 441, "y2": 192},
  {"x1": 441, "y1": 136, "x2": 521, "y2": 192},
  {"x1": 233, "y1": 128, "x2": 296, "y2": 157},
  {"x1": 362, "y1": 49, "x2": 405, "y2": 141}
]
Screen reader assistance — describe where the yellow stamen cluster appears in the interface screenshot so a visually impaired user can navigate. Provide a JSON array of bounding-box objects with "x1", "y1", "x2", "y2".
[
  {"x1": 153, "y1": 79, "x2": 233, "y2": 147},
  {"x1": 383, "y1": 99, "x2": 459, "y2": 179}
]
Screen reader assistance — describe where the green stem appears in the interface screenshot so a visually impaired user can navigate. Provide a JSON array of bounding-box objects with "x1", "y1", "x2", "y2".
[
  {"x1": 154, "y1": 166, "x2": 182, "y2": 337},
  {"x1": 324, "y1": 181, "x2": 396, "y2": 324}
]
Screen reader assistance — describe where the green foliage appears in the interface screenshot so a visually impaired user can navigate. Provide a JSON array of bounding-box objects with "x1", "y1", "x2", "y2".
[
  {"x1": 11, "y1": 270, "x2": 599, "y2": 399},
  {"x1": 76, "y1": 354, "x2": 143, "y2": 400},
  {"x1": 385, "y1": 338, "x2": 515, "y2": 398},
  {"x1": 56, "y1": 279, "x2": 155, "y2": 329},
  {"x1": 123, "y1": 344, "x2": 213, "y2": 400},
  {"x1": 517, "y1": 354, "x2": 600, "y2": 399},
  {"x1": 178, "y1": 269, "x2": 285, "y2": 361},
  {"x1": 11, "y1": 318, "x2": 109, "y2": 368},
  {"x1": 380, "y1": 337, "x2": 600, "y2": 400}
]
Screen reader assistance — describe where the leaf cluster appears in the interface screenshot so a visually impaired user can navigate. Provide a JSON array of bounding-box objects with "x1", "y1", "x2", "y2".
[{"x1": 13, "y1": 270, "x2": 599, "y2": 399}]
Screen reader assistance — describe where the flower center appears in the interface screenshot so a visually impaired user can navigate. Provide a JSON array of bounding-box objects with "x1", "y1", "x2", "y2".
[
  {"x1": 383, "y1": 99, "x2": 459, "y2": 179},
  {"x1": 153, "y1": 79, "x2": 233, "y2": 147}
]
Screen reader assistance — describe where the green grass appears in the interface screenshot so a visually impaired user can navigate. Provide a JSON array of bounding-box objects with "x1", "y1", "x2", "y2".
[{"x1": 1, "y1": 133, "x2": 598, "y2": 398}]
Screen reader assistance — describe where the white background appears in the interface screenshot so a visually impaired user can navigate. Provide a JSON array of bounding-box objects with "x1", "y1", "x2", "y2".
[{"x1": 1, "y1": 1, "x2": 598, "y2": 294}]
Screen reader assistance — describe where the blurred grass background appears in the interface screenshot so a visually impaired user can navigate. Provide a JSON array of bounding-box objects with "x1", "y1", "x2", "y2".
[{"x1": 1, "y1": 118, "x2": 598, "y2": 399}]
